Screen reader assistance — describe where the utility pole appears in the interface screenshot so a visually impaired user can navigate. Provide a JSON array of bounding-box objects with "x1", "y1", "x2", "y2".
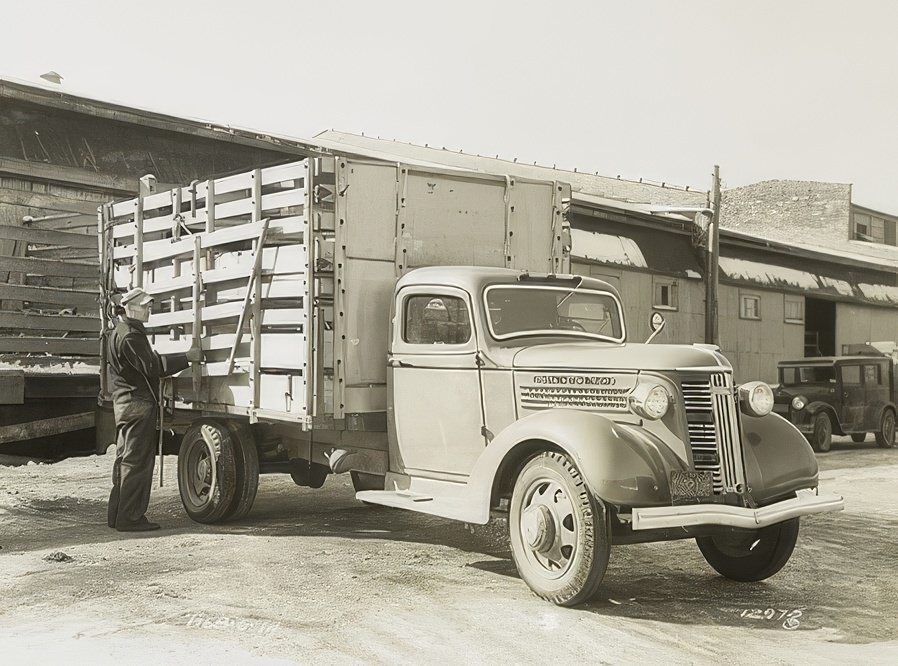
[{"x1": 705, "y1": 165, "x2": 721, "y2": 345}]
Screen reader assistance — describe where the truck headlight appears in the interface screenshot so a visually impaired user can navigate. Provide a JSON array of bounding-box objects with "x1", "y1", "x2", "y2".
[
  {"x1": 629, "y1": 383, "x2": 671, "y2": 420},
  {"x1": 739, "y1": 381, "x2": 774, "y2": 417},
  {"x1": 791, "y1": 395, "x2": 807, "y2": 411}
]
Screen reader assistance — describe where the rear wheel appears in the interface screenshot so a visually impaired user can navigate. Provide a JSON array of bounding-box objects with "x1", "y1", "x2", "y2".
[
  {"x1": 850, "y1": 433, "x2": 867, "y2": 443},
  {"x1": 875, "y1": 409, "x2": 896, "y2": 448},
  {"x1": 223, "y1": 421, "x2": 259, "y2": 521},
  {"x1": 697, "y1": 518, "x2": 800, "y2": 582},
  {"x1": 178, "y1": 419, "x2": 239, "y2": 523},
  {"x1": 809, "y1": 413, "x2": 832, "y2": 452},
  {"x1": 509, "y1": 451, "x2": 609, "y2": 607}
]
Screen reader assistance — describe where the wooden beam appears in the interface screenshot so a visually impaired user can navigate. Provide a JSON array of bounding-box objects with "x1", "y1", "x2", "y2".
[
  {"x1": 0, "y1": 411, "x2": 95, "y2": 445},
  {"x1": 0, "y1": 224, "x2": 97, "y2": 248},
  {"x1": 0, "y1": 156, "x2": 135, "y2": 193},
  {"x1": 0, "y1": 283, "x2": 98, "y2": 307},
  {"x1": 0, "y1": 311, "x2": 100, "y2": 332},
  {"x1": 0, "y1": 255, "x2": 97, "y2": 278},
  {"x1": 0, "y1": 336, "x2": 98, "y2": 355},
  {"x1": 0, "y1": 185, "x2": 110, "y2": 214}
]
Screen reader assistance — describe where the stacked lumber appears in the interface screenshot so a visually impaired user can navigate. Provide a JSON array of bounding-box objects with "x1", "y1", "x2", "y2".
[
  {"x1": 0, "y1": 212, "x2": 101, "y2": 454},
  {"x1": 0, "y1": 213, "x2": 100, "y2": 359}
]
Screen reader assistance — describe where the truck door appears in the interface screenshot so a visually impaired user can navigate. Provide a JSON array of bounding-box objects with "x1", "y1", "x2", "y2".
[{"x1": 388, "y1": 287, "x2": 486, "y2": 478}]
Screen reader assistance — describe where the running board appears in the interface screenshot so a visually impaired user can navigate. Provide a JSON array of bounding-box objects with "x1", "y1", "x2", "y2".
[{"x1": 355, "y1": 485, "x2": 486, "y2": 524}]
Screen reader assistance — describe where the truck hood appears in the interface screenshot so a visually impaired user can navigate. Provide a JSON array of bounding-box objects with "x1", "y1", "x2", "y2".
[{"x1": 512, "y1": 342, "x2": 731, "y2": 372}]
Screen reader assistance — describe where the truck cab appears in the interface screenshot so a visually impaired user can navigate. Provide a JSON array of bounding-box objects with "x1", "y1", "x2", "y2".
[{"x1": 354, "y1": 266, "x2": 844, "y2": 605}]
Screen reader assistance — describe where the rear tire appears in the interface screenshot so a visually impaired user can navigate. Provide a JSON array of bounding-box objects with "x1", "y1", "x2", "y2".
[
  {"x1": 850, "y1": 433, "x2": 866, "y2": 443},
  {"x1": 178, "y1": 419, "x2": 239, "y2": 524},
  {"x1": 697, "y1": 518, "x2": 800, "y2": 582},
  {"x1": 223, "y1": 421, "x2": 259, "y2": 521},
  {"x1": 508, "y1": 451, "x2": 609, "y2": 607},
  {"x1": 875, "y1": 409, "x2": 896, "y2": 448}
]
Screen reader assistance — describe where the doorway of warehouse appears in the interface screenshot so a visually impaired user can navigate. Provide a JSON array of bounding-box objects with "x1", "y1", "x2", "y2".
[{"x1": 805, "y1": 297, "x2": 836, "y2": 357}]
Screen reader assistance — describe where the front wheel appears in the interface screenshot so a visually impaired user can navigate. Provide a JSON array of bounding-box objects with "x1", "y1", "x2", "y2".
[
  {"x1": 508, "y1": 451, "x2": 609, "y2": 607},
  {"x1": 809, "y1": 413, "x2": 832, "y2": 452},
  {"x1": 696, "y1": 517, "x2": 800, "y2": 582},
  {"x1": 875, "y1": 409, "x2": 896, "y2": 448}
]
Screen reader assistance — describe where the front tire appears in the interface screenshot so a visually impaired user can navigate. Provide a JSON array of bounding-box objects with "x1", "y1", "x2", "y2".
[
  {"x1": 809, "y1": 413, "x2": 832, "y2": 452},
  {"x1": 696, "y1": 517, "x2": 800, "y2": 582},
  {"x1": 178, "y1": 419, "x2": 239, "y2": 523},
  {"x1": 508, "y1": 451, "x2": 609, "y2": 607},
  {"x1": 875, "y1": 409, "x2": 896, "y2": 448}
]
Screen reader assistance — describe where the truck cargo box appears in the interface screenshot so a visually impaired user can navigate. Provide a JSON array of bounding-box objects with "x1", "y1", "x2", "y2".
[{"x1": 100, "y1": 157, "x2": 569, "y2": 429}]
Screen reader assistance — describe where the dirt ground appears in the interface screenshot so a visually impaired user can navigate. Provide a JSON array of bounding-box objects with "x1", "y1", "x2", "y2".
[{"x1": 1, "y1": 436, "x2": 896, "y2": 665}]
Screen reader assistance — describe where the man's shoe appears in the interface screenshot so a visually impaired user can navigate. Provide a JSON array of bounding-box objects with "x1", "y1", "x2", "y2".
[{"x1": 116, "y1": 517, "x2": 160, "y2": 532}]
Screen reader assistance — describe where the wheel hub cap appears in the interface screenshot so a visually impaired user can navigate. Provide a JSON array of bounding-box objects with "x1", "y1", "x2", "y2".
[{"x1": 522, "y1": 504, "x2": 555, "y2": 553}]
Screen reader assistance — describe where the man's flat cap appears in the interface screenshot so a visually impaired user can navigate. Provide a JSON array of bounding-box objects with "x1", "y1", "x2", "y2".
[{"x1": 121, "y1": 287, "x2": 154, "y2": 306}]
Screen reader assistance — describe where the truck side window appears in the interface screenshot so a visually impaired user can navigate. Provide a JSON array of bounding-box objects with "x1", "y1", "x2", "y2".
[{"x1": 404, "y1": 295, "x2": 471, "y2": 345}]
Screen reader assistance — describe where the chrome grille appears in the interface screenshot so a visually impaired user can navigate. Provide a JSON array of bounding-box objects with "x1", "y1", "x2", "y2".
[
  {"x1": 518, "y1": 386, "x2": 629, "y2": 411},
  {"x1": 680, "y1": 372, "x2": 745, "y2": 494}
]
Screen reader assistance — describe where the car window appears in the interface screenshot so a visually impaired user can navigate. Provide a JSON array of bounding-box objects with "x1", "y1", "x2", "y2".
[
  {"x1": 781, "y1": 366, "x2": 835, "y2": 384},
  {"x1": 841, "y1": 365, "x2": 861, "y2": 385},
  {"x1": 404, "y1": 295, "x2": 471, "y2": 345},
  {"x1": 864, "y1": 364, "x2": 881, "y2": 386}
]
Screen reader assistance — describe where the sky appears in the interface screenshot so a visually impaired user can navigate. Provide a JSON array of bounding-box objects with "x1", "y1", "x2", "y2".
[{"x1": 2, "y1": 0, "x2": 897, "y2": 212}]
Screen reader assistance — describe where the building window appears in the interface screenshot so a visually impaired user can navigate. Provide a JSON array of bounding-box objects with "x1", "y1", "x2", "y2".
[
  {"x1": 740, "y1": 293, "x2": 761, "y2": 320},
  {"x1": 653, "y1": 278, "x2": 678, "y2": 311},
  {"x1": 784, "y1": 296, "x2": 804, "y2": 324},
  {"x1": 853, "y1": 213, "x2": 871, "y2": 240}
]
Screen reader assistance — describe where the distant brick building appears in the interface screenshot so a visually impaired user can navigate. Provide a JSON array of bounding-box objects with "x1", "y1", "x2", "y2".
[{"x1": 721, "y1": 179, "x2": 897, "y2": 256}]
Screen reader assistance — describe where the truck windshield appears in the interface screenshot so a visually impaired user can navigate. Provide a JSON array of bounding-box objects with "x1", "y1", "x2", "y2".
[
  {"x1": 485, "y1": 285, "x2": 624, "y2": 342},
  {"x1": 780, "y1": 366, "x2": 837, "y2": 385}
]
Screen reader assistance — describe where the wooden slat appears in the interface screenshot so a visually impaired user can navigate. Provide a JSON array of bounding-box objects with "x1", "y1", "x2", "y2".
[
  {"x1": 113, "y1": 216, "x2": 304, "y2": 263},
  {"x1": 0, "y1": 284, "x2": 98, "y2": 307},
  {"x1": 0, "y1": 255, "x2": 98, "y2": 279},
  {"x1": 0, "y1": 411, "x2": 95, "y2": 445},
  {"x1": 261, "y1": 161, "x2": 306, "y2": 184},
  {"x1": 0, "y1": 225, "x2": 97, "y2": 248},
  {"x1": 144, "y1": 245, "x2": 307, "y2": 295},
  {"x1": 0, "y1": 312, "x2": 100, "y2": 332},
  {"x1": 148, "y1": 300, "x2": 244, "y2": 327},
  {"x1": 0, "y1": 337, "x2": 98, "y2": 355},
  {"x1": 260, "y1": 188, "x2": 305, "y2": 210}
]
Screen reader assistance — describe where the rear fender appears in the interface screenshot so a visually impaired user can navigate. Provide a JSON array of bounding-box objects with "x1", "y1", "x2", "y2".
[{"x1": 466, "y1": 410, "x2": 684, "y2": 511}]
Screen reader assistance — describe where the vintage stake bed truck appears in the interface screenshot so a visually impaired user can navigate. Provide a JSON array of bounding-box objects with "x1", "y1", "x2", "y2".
[{"x1": 100, "y1": 157, "x2": 843, "y2": 606}]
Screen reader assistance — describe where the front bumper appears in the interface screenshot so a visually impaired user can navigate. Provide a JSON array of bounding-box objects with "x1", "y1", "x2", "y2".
[{"x1": 630, "y1": 488, "x2": 844, "y2": 531}]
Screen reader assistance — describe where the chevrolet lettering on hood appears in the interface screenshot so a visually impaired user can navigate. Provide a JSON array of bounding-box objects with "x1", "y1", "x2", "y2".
[{"x1": 518, "y1": 372, "x2": 637, "y2": 411}]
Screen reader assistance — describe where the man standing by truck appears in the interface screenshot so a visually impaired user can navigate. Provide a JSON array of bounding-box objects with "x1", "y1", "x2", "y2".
[{"x1": 106, "y1": 287, "x2": 202, "y2": 531}]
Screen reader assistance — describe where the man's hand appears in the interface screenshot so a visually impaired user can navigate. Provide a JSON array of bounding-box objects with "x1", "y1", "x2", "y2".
[{"x1": 186, "y1": 346, "x2": 205, "y2": 363}]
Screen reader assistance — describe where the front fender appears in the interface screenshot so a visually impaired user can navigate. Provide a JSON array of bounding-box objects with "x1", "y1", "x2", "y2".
[
  {"x1": 467, "y1": 410, "x2": 685, "y2": 511},
  {"x1": 741, "y1": 412, "x2": 819, "y2": 504}
]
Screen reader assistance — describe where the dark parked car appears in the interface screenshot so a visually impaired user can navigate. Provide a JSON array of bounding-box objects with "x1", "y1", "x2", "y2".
[{"x1": 773, "y1": 354, "x2": 896, "y2": 452}]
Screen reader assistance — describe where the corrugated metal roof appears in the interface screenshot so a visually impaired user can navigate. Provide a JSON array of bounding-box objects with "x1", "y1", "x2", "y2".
[{"x1": 314, "y1": 130, "x2": 710, "y2": 206}]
